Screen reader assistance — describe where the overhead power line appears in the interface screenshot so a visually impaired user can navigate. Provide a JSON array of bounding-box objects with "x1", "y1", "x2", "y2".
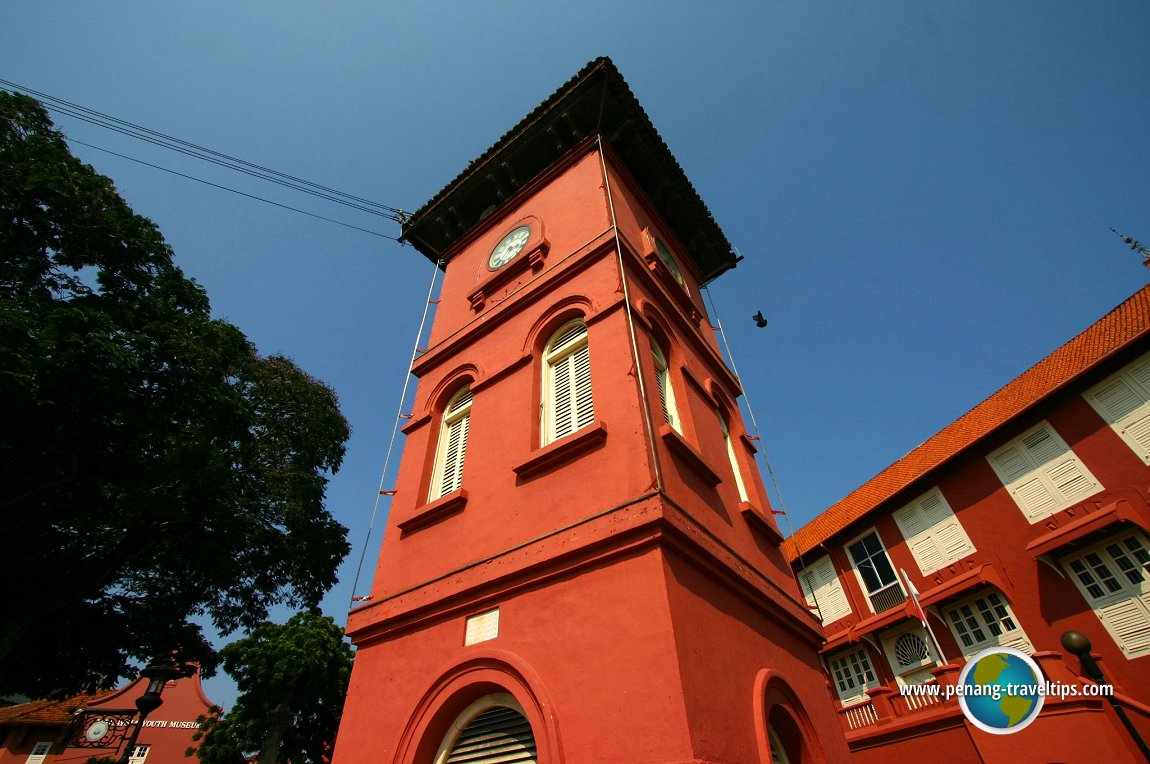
[
  {"x1": 0, "y1": 78, "x2": 410, "y2": 231},
  {"x1": 68, "y1": 137, "x2": 401, "y2": 241}
]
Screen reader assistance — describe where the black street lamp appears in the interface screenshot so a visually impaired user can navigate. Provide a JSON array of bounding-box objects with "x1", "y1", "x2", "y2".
[
  {"x1": 118, "y1": 664, "x2": 180, "y2": 764},
  {"x1": 1060, "y1": 631, "x2": 1150, "y2": 762}
]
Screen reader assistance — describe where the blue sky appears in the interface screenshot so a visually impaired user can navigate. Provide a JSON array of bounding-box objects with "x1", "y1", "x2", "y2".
[{"x1": 3, "y1": 2, "x2": 1149, "y2": 708}]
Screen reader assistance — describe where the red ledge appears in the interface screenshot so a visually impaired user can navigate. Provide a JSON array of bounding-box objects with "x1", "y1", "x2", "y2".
[
  {"x1": 918, "y1": 563, "x2": 1009, "y2": 608},
  {"x1": 740, "y1": 502, "x2": 783, "y2": 543},
  {"x1": 659, "y1": 424, "x2": 721, "y2": 487},
  {"x1": 396, "y1": 489, "x2": 468, "y2": 533},
  {"x1": 513, "y1": 421, "x2": 608, "y2": 480},
  {"x1": 1025, "y1": 496, "x2": 1150, "y2": 557},
  {"x1": 642, "y1": 252, "x2": 702, "y2": 326}
]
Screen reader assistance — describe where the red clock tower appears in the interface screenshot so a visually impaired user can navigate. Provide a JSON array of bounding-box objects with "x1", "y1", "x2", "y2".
[{"x1": 331, "y1": 59, "x2": 849, "y2": 764}]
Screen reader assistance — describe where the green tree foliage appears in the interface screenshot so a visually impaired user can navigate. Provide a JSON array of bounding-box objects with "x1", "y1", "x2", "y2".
[
  {"x1": 0, "y1": 91, "x2": 351, "y2": 696},
  {"x1": 190, "y1": 612, "x2": 353, "y2": 764}
]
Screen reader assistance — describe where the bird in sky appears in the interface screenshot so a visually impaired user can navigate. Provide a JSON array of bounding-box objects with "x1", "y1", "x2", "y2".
[{"x1": 752, "y1": 311, "x2": 768, "y2": 328}]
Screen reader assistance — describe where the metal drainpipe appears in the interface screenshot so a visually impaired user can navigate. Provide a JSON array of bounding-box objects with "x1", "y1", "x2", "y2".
[{"x1": 596, "y1": 136, "x2": 665, "y2": 495}]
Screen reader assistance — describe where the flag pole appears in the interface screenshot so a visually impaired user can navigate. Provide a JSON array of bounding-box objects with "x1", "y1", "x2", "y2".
[{"x1": 901, "y1": 568, "x2": 949, "y2": 665}]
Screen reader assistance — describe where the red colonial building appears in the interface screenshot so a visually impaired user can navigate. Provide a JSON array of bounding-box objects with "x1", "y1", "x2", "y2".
[
  {"x1": 0, "y1": 671, "x2": 215, "y2": 764},
  {"x1": 331, "y1": 59, "x2": 849, "y2": 763},
  {"x1": 789, "y1": 284, "x2": 1150, "y2": 761}
]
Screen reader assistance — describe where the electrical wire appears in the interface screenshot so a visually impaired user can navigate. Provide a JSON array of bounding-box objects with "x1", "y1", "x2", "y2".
[
  {"x1": 701, "y1": 283, "x2": 823, "y2": 620},
  {"x1": 0, "y1": 79, "x2": 408, "y2": 224},
  {"x1": 68, "y1": 137, "x2": 400, "y2": 241},
  {"x1": 347, "y1": 257, "x2": 445, "y2": 610}
]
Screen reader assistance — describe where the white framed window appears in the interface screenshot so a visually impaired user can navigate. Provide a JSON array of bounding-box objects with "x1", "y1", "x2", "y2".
[
  {"x1": 1084, "y1": 352, "x2": 1150, "y2": 464},
  {"x1": 434, "y1": 693, "x2": 537, "y2": 764},
  {"x1": 26, "y1": 743, "x2": 51, "y2": 764},
  {"x1": 827, "y1": 647, "x2": 879, "y2": 705},
  {"x1": 127, "y1": 745, "x2": 151, "y2": 764},
  {"x1": 650, "y1": 336, "x2": 679, "y2": 432},
  {"x1": 987, "y1": 421, "x2": 1101, "y2": 523},
  {"x1": 542, "y1": 320, "x2": 594, "y2": 444},
  {"x1": 796, "y1": 555, "x2": 852, "y2": 625},
  {"x1": 846, "y1": 530, "x2": 904, "y2": 614},
  {"x1": 880, "y1": 622, "x2": 936, "y2": 686},
  {"x1": 429, "y1": 385, "x2": 472, "y2": 500},
  {"x1": 719, "y1": 410, "x2": 749, "y2": 503},
  {"x1": 893, "y1": 488, "x2": 975, "y2": 575},
  {"x1": 1063, "y1": 531, "x2": 1150, "y2": 658},
  {"x1": 943, "y1": 589, "x2": 1033, "y2": 659}
]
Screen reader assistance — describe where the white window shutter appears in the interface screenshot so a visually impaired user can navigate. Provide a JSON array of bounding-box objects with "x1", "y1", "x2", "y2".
[
  {"x1": 1095, "y1": 597, "x2": 1150, "y2": 657},
  {"x1": 544, "y1": 321, "x2": 593, "y2": 444},
  {"x1": 988, "y1": 422, "x2": 1100, "y2": 522},
  {"x1": 430, "y1": 386, "x2": 472, "y2": 501},
  {"x1": 26, "y1": 744, "x2": 51, "y2": 764},
  {"x1": 1086, "y1": 353, "x2": 1150, "y2": 464},
  {"x1": 1064, "y1": 533, "x2": 1150, "y2": 657},
  {"x1": 573, "y1": 343, "x2": 594, "y2": 430},
  {"x1": 894, "y1": 489, "x2": 975, "y2": 575},
  {"x1": 798, "y1": 555, "x2": 852, "y2": 625}
]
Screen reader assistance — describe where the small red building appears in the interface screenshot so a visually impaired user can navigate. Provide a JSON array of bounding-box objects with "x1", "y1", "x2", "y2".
[
  {"x1": 0, "y1": 671, "x2": 216, "y2": 764},
  {"x1": 788, "y1": 284, "x2": 1150, "y2": 761},
  {"x1": 331, "y1": 59, "x2": 849, "y2": 763}
]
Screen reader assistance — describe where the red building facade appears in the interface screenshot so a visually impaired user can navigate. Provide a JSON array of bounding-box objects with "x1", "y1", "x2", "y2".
[
  {"x1": 331, "y1": 59, "x2": 849, "y2": 763},
  {"x1": 788, "y1": 285, "x2": 1150, "y2": 762},
  {"x1": 0, "y1": 672, "x2": 215, "y2": 764}
]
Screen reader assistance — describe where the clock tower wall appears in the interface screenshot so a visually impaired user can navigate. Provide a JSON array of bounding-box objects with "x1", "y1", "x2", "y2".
[
  {"x1": 425, "y1": 146, "x2": 613, "y2": 348},
  {"x1": 367, "y1": 144, "x2": 666, "y2": 598},
  {"x1": 590, "y1": 151, "x2": 798, "y2": 589}
]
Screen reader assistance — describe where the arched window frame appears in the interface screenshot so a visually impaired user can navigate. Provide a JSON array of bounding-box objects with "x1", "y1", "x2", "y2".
[
  {"x1": 541, "y1": 319, "x2": 594, "y2": 445},
  {"x1": 649, "y1": 335, "x2": 680, "y2": 433},
  {"x1": 718, "y1": 407, "x2": 750, "y2": 503},
  {"x1": 429, "y1": 385, "x2": 473, "y2": 501}
]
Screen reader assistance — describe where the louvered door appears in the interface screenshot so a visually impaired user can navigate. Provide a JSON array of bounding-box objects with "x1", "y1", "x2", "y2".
[{"x1": 443, "y1": 706, "x2": 538, "y2": 764}]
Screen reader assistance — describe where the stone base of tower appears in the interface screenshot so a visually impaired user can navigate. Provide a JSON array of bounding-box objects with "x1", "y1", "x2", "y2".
[{"x1": 332, "y1": 497, "x2": 850, "y2": 764}]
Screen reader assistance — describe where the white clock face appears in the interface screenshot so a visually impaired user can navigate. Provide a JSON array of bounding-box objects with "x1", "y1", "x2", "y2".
[
  {"x1": 488, "y1": 225, "x2": 531, "y2": 270},
  {"x1": 86, "y1": 720, "x2": 110, "y2": 742}
]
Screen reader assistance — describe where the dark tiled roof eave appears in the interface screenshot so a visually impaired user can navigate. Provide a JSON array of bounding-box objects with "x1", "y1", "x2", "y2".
[
  {"x1": 400, "y1": 57, "x2": 737, "y2": 283},
  {"x1": 788, "y1": 284, "x2": 1150, "y2": 561},
  {"x1": 0, "y1": 690, "x2": 115, "y2": 726}
]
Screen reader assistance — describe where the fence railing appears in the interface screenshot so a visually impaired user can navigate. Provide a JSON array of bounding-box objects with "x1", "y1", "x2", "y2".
[{"x1": 836, "y1": 680, "x2": 950, "y2": 734}]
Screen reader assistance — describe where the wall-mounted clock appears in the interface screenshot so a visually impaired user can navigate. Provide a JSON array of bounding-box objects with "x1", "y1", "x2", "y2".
[
  {"x1": 85, "y1": 720, "x2": 110, "y2": 743},
  {"x1": 488, "y1": 225, "x2": 532, "y2": 270}
]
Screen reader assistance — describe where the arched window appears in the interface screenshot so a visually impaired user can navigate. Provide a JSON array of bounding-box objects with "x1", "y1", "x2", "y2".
[
  {"x1": 434, "y1": 694, "x2": 538, "y2": 764},
  {"x1": 650, "y1": 336, "x2": 679, "y2": 431},
  {"x1": 719, "y1": 409, "x2": 749, "y2": 502},
  {"x1": 542, "y1": 320, "x2": 593, "y2": 444},
  {"x1": 429, "y1": 385, "x2": 472, "y2": 500}
]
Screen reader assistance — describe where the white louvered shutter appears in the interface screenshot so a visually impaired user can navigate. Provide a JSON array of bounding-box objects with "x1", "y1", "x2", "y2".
[
  {"x1": 1085, "y1": 354, "x2": 1150, "y2": 464},
  {"x1": 430, "y1": 387, "x2": 472, "y2": 500},
  {"x1": 1065, "y1": 534, "x2": 1150, "y2": 658},
  {"x1": 988, "y1": 422, "x2": 1100, "y2": 522},
  {"x1": 893, "y1": 489, "x2": 974, "y2": 575},
  {"x1": 26, "y1": 743, "x2": 51, "y2": 764},
  {"x1": 798, "y1": 555, "x2": 852, "y2": 625},
  {"x1": 944, "y1": 590, "x2": 1033, "y2": 658},
  {"x1": 650, "y1": 337, "x2": 678, "y2": 430},
  {"x1": 443, "y1": 706, "x2": 537, "y2": 764},
  {"x1": 545, "y1": 322, "x2": 593, "y2": 442}
]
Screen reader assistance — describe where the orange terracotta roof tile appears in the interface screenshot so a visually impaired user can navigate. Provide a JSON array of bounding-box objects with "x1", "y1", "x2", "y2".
[
  {"x1": 0, "y1": 690, "x2": 115, "y2": 726},
  {"x1": 787, "y1": 283, "x2": 1150, "y2": 562}
]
